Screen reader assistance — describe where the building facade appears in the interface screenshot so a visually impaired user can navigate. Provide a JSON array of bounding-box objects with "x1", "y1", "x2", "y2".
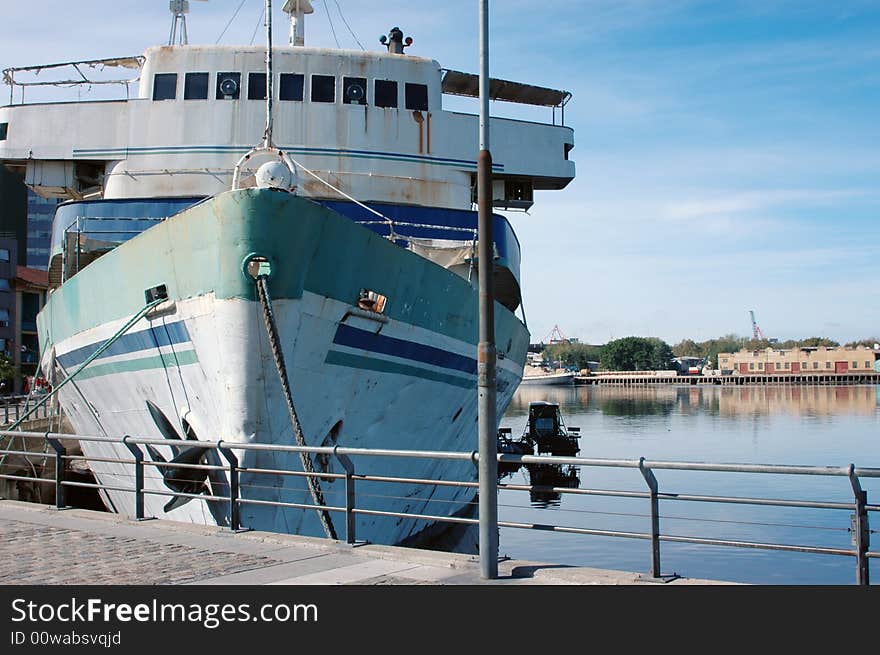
[
  {"x1": 25, "y1": 191, "x2": 56, "y2": 270},
  {"x1": 719, "y1": 346, "x2": 880, "y2": 375}
]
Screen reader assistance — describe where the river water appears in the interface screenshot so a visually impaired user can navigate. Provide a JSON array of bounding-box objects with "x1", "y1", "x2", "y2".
[{"x1": 491, "y1": 384, "x2": 879, "y2": 585}]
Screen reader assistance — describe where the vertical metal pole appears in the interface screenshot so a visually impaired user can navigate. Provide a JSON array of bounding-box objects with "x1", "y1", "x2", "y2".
[
  {"x1": 639, "y1": 458, "x2": 661, "y2": 579},
  {"x1": 123, "y1": 437, "x2": 144, "y2": 520},
  {"x1": 220, "y1": 445, "x2": 240, "y2": 531},
  {"x1": 47, "y1": 436, "x2": 66, "y2": 510},
  {"x1": 263, "y1": 0, "x2": 274, "y2": 148},
  {"x1": 848, "y1": 465, "x2": 870, "y2": 586},
  {"x1": 477, "y1": 0, "x2": 498, "y2": 580},
  {"x1": 334, "y1": 449, "x2": 356, "y2": 545}
]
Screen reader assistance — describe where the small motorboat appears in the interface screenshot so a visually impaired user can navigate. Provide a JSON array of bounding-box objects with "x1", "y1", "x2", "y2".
[{"x1": 524, "y1": 401, "x2": 581, "y2": 456}]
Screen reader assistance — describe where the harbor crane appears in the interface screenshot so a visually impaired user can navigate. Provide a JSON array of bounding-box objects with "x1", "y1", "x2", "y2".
[
  {"x1": 544, "y1": 324, "x2": 571, "y2": 344},
  {"x1": 749, "y1": 310, "x2": 766, "y2": 340}
]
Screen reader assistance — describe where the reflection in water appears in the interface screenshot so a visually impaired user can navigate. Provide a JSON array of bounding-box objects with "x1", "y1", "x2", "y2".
[
  {"x1": 497, "y1": 383, "x2": 878, "y2": 584},
  {"x1": 506, "y1": 383, "x2": 880, "y2": 419},
  {"x1": 525, "y1": 463, "x2": 580, "y2": 508}
]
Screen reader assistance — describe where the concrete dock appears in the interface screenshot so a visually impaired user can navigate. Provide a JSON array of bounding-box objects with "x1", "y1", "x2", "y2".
[{"x1": 0, "y1": 500, "x2": 732, "y2": 585}]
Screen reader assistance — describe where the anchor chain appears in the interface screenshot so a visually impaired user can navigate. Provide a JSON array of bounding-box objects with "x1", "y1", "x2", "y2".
[{"x1": 255, "y1": 275, "x2": 338, "y2": 540}]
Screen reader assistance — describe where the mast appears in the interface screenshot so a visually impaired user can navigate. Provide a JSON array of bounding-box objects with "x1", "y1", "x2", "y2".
[
  {"x1": 264, "y1": 0, "x2": 274, "y2": 147},
  {"x1": 282, "y1": 0, "x2": 315, "y2": 47}
]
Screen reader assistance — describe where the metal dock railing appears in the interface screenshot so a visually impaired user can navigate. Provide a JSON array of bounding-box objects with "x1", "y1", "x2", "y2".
[{"x1": 0, "y1": 429, "x2": 876, "y2": 585}]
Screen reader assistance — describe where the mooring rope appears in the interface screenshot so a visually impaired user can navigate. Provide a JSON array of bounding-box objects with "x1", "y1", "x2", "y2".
[{"x1": 255, "y1": 275, "x2": 338, "y2": 540}]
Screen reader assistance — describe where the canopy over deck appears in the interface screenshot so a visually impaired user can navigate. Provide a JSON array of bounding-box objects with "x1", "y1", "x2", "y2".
[{"x1": 441, "y1": 69, "x2": 570, "y2": 107}]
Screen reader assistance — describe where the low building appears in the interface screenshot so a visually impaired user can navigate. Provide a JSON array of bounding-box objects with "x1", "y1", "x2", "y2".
[{"x1": 718, "y1": 346, "x2": 880, "y2": 375}]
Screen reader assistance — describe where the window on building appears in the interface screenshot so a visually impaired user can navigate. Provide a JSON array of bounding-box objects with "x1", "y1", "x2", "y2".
[
  {"x1": 852, "y1": 361, "x2": 858, "y2": 369},
  {"x1": 825, "y1": 362, "x2": 832, "y2": 369},
  {"x1": 0, "y1": 123, "x2": 7, "y2": 141},
  {"x1": 784, "y1": 362, "x2": 790, "y2": 369},
  {"x1": 216, "y1": 73, "x2": 242, "y2": 100},
  {"x1": 0, "y1": 338, "x2": 6, "y2": 352},
  {"x1": 374, "y1": 80, "x2": 397, "y2": 108},
  {"x1": 184, "y1": 73, "x2": 209, "y2": 100},
  {"x1": 0, "y1": 249, "x2": 8, "y2": 262},
  {"x1": 248, "y1": 73, "x2": 267, "y2": 100},
  {"x1": 0, "y1": 279, "x2": 9, "y2": 291},
  {"x1": 749, "y1": 363, "x2": 754, "y2": 370},
  {"x1": 280, "y1": 73, "x2": 304, "y2": 101},
  {"x1": 405, "y1": 82, "x2": 428, "y2": 110},
  {"x1": 0, "y1": 308, "x2": 8, "y2": 326},
  {"x1": 866, "y1": 362, "x2": 871, "y2": 369},
  {"x1": 152, "y1": 73, "x2": 178, "y2": 100},
  {"x1": 758, "y1": 363, "x2": 763, "y2": 370},
  {"x1": 311, "y1": 75, "x2": 336, "y2": 103},
  {"x1": 342, "y1": 77, "x2": 367, "y2": 105},
  {"x1": 803, "y1": 362, "x2": 808, "y2": 369},
  {"x1": 813, "y1": 362, "x2": 819, "y2": 369}
]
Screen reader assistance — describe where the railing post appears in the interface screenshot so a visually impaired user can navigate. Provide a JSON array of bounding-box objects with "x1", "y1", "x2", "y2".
[
  {"x1": 46, "y1": 435, "x2": 66, "y2": 510},
  {"x1": 848, "y1": 465, "x2": 870, "y2": 586},
  {"x1": 334, "y1": 447, "x2": 357, "y2": 545},
  {"x1": 638, "y1": 457, "x2": 661, "y2": 579},
  {"x1": 219, "y1": 444, "x2": 240, "y2": 532},
  {"x1": 122, "y1": 437, "x2": 145, "y2": 521}
]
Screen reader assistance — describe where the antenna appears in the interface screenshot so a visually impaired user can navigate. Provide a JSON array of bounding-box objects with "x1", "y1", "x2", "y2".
[
  {"x1": 282, "y1": 0, "x2": 315, "y2": 47},
  {"x1": 168, "y1": 0, "x2": 209, "y2": 46}
]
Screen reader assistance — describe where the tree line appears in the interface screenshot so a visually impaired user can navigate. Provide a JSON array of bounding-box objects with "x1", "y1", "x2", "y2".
[{"x1": 541, "y1": 334, "x2": 878, "y2": 372}]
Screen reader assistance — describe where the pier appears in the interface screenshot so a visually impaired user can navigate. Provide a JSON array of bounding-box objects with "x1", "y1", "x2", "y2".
[
  {"x1": 575, "y1": 372, "x2": 880, "y2": 386},
  {"x1": 0, "y1": 501, "x2": 728, "y2": 585}
]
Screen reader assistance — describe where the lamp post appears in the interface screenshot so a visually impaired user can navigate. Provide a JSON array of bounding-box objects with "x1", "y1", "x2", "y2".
[{"x1": 476, "y1": 0, "x2": 498, "y2": 580}]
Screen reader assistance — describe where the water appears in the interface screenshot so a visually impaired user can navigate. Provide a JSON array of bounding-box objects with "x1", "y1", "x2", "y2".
[{"x1": 492, "y1": 384, "x2": 879, "y2": 585}]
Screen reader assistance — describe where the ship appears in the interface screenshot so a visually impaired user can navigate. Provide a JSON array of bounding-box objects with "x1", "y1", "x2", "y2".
[{"x1": 0, "y1": 1, "x2": 575, "y2": 544}]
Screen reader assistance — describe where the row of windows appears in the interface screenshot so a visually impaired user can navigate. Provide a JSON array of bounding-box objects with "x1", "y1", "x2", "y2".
[
  {"x1": 749, "y1": 361, "x2": 872, "y2": 370},
  {"x1": 152, "y1": 72, "x2": 429, "y2": 110}
]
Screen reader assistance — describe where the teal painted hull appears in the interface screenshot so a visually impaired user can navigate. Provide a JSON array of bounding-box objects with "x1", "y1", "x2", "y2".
[{"x1": 37, "y1": 189, "x2": 529, "y2": 543}]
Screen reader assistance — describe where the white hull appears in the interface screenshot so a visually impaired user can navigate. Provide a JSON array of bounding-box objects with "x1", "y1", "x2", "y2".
[
  {"x1": 52, "y1": 291, "x2": 522, "y2": 544},
  {"x1": 519, "y1": 371, "x2": 576, "y2": 386}
]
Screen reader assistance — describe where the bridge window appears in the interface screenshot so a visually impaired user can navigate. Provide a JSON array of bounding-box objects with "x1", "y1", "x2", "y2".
[
  {"x1": 216, "y1": 72, "x2": 241, "y2": 100},
  {"x1": 280, "y1": 73, "x2": 304, "y2": 101},
  {"x1": 405, "y1": 83, "x2": 428, "y2": 110},
  {"x1": 248, "y1": 73, "x2": 267, "y2": 100},
  {"x1": 374, "y1": 80, "x2": 397, "y2": 108},
  {"x1": 0, "y1": 123, "x2": 7, "y2": 141},
  {"x1": 184, "y1": 73, "x2": 209, "y2": 100},
  {"x1": 343, "y1": 77, "x2": 367, "y2": 105},
  {"x1": 311, "y1": 75, "x2": 335, "y2": 103},
  {"x1": 152, "y1": 73, "x2": 178, "y2": 101}
]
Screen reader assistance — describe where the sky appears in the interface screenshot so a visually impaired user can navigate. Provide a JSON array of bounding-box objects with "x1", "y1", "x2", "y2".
[{"x1": 1, "y1": 1, "x2": 878, "y2": 345}]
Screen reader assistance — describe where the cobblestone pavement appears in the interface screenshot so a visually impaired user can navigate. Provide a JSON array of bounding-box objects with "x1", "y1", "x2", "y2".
[
  {"x1": 0, "y1": 520, "x2": 279, "y2": 585},
  {"x1": 0, "y1": 502, "x2": 733, "y2": 585}
]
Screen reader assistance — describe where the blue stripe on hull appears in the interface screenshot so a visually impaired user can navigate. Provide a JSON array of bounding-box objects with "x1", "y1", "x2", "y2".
[
  {"x1": 56, "y1": 322, "x2": 191, "y2": 369},
  {"x1": 332, "y1": 324, "x2": 477, "y2": 375}
]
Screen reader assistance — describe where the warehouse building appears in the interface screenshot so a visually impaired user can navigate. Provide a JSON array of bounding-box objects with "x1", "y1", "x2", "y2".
[{"x1": 718, "y1": 346, "x2": 880, "y2": 375}]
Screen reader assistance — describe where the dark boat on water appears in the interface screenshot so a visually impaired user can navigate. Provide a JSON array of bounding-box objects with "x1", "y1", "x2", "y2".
[{"x1": 525, "y1": 401, "x2": 581, "y2": 456}]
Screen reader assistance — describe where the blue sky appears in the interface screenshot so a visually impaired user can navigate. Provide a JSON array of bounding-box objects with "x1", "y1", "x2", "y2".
[{"x1": 2, "y1": 1, "x2": 878, "y2": 344}]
